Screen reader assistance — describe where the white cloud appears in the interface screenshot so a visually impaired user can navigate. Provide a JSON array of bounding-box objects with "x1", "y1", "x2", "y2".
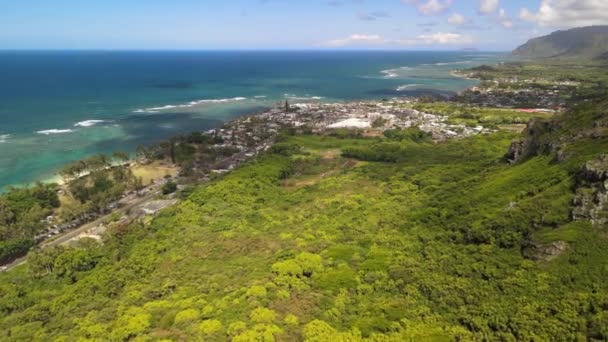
[
  {"x1": 448, "y1": 13, "x2": 466, "y2": 25},
  {"x1": 323, "y1": 32, "x2": 473, "y2": 47},
  {"x1": 399, "y1": 32, "x2": 474, "y2": 45},
  {"x1": 498, "y1": 8, "x2": 513, "y2": 28},
  {"x1": 479, "y1": 0, "x2": 499, "y2": 14},
  {"x1": 419, "y1": 0, "x2": 452, "y2": 15},
  {"x1": 519, "y1": 8, "x2": 536, "y2": 22},
  {"x1": 324, "y1": 34, "x2": 386, "y2": 47},
  {"x1": 403, "y1": 0, "x2": 452, "y2": 16},
  {"x1": 520, "y1": 0, "x2": 608, "y2": 28}
]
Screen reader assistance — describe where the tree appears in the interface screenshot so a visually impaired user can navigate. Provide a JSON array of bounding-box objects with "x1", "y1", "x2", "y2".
[
  {"x1": 30, "y1": 182, "x2": 60, "y2": 208},
  {"x1": 112, "y1": 151, "x2": 130, "y2": 162},
  {"x1": 69, "y1": 178, "x2": 90, "y2": 203},
  {"x1": 112, "y1": 308, "x2": 151, "y2": 341},
  {"x1": 84, "y1": 154, "x2": 110, "y2": 171},
  {"x1": 372, "y1": 117, "x2": 389, "y2": 128},
  {"x1": 53, "y1": 243, "x2": 102, "y2": 282},
  {"x1": 0, "y1": 198, "x2": 16, "y2": 226},
  {"x1": 59, "y1": 161, "x2": 86, "y2": 183},
  {"x1": 199, "y1": 320, "x2": 223, "y2": 335},
  {"x1": 180, "y1": 161, "x2": 195, "y2": 178},
  {"x1": 250, "y1": 308, "x2": 277, "y2": 324},
  {"x1": 159, "y1": 139, "x2": 177, "y2": 164},
  {"x1": 91, "y1": 171, "x2": 114, "y2": 195},
  {"x1": 133, "y1": 176, "x2": 144, "y2": 191},
  {"x1": 162, "y1": 181, "x2": 178, "y2": 195},
  {"x1": 174, "y1": 309, "x2": 200, "y2": 326},
  {"x1": 28, "y1": 246, "x2": 66, "y2": 278},
  {"x1": 136, "y1": 145, "x2": 148, "y2": 160},
  {"x1": 112, "y1": 166, "x2": 130, "y2": 182}
]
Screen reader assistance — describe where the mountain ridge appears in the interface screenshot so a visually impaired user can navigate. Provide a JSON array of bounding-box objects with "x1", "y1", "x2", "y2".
[{"x1": 513, "y1": 26, "x2": 608, "y2": 60}]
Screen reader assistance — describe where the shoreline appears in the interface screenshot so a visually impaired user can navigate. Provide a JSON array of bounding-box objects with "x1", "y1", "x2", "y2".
[
  {"x1": 4, "y1": 58, "x2": 570, "y2": 270},
  {"x1": 1, "y1": 66, "x2": 488, "y2": 192},
  {"x1": 0, "y1": 100, "x2": 443, "y2": 192}
]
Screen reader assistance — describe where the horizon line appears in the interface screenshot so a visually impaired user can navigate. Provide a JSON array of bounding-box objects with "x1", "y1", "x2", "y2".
[{"x1": 0, "y1": 48, "x2": 510, "y2": 53}]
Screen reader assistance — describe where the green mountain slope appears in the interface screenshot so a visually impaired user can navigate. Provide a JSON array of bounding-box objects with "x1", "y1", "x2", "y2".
[
  {"x1": 1, "y1": 91, "x2": 608, "y2": 340},
  {"x1": 513, "y1": 26, "x2": 608, "y2": 60}
]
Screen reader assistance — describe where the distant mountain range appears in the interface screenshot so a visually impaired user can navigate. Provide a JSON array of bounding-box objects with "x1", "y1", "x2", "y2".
[{"x1": 513, "y1": 26, "x2": 608, "y2": 61}]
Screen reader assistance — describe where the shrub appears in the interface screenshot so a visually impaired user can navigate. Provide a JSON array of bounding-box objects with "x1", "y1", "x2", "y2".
[
  {"x1": 162, "y1": 181, "x2": 178, "y2": 195},
  {"x1": 227, "y1": 321, "x2": 247, "y2": 337},
  {"x1": 295, "y1": 252, "x2": 324, "y2": 277},
  {"x1": 272, "y1": 260, "x2": 303, "y2": 277},
  {"x1": 384, "y1": 127, "x2": 431, "y2": 143},
  {"x1": 270, "y1": 143, "x2": 301, "y2": 156},
  {"x1": 284, "y1": 314, "x2": 299, "y2": 326},
  {"x1": 199, "y1": 319, "x2": 223, "y2": 335},
  {"x1": 250, "y1": 308, "x2": 277, "y2": 324},
  {"x1": 233, "y1": 324, "x2": 283, "y2": 342},
  {"x1": 303, "y1": 320, "x2": 338, "y2": 341},
  {"x1": 246, "y1": 285, "x2": 268, "y2": 298},
  {"x1": 112, "y1": 309, "x2": 151, "y2": 341},
  {"x1": 174, "y1": 309, "x2": 200, "y2": 325},
  {"x1": 315, "y1": 264, "x2": 358, "y2": 292}
]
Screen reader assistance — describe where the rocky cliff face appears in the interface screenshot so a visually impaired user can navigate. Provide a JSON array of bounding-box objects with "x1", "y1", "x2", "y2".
[
  {"x1": 572, "y1": 154, "x2": 608, "y2": 225},
  {"x1": 507, "y1": 121, "x2": 608, "y2": 226},
  {"x1": 505, "y1": 119, "x2": 561, "y2": 164},
  {"x1": 522, "y1": 240, "x2": 569, "y2": 262}
]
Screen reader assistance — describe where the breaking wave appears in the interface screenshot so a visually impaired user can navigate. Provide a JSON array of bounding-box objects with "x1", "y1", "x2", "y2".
[
  {"x1": 396, "y1": 84, "x2": 424, "y2": 91},
  {"x1": 381, "y1": 66, "x2": 411, "y2": 79},
  {"x1": 37, "y1": 129, "x2": 74, "y2": 135},
  {"x1": 134, "y1": 97, "x2": 248, "y2": 113},
  {"x1": 74, "y1": 119, "x2": 107, "y2": 127},
  {"x1": 285, "y1": 94, "x2": 324, "y2": 101}
]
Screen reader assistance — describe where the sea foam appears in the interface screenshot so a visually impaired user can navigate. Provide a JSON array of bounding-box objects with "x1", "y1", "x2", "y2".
[
  {"x1": 74, "y1": 119, "x2": 106, "y2": 127},
  {"x1": 0, "y1": 134, "x2": 9, "y2": 143},
  {"x1": 37, "y1": 129, "x2": 74, "y2": 135},
  {"x1": 396, "y1": 84, "x2": 423, "y2": 91},
  {"x1": 381, "y1": 67, "x2": 410, "y2": 79},
  {"x1": 381, "y1": 70, "x2": 399, "y2": 78},
  {"x1": 285, "y1": 95, "x2": 324, "y2": 101},
  {"x1": 135, "y1": 97, "x2": 248, "y2": 113}
]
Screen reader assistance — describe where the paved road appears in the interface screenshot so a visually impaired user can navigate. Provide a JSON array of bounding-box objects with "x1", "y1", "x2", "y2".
[{"x1": 1, "y1": 186, "x2": 163, "y2": 272}]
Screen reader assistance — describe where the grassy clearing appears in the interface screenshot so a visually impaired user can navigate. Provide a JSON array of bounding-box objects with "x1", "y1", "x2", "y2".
[
  {"x1": 407, "y1": 101, "x2": 554, "y2": 128},
  {"x1": 131, "y1": 162, "x2": 178, "y2": 185}
]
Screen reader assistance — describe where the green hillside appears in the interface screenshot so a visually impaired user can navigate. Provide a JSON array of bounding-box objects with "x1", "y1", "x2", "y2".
[
  {"x1": 513, "y1": 26, "x2": 608, "y2": 60},
  {"x1": 1, "y1": 82, "x2": 608, "y2": 340}
]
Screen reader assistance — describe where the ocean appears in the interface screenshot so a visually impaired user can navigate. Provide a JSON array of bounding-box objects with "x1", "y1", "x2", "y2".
[{"x1": 0, "y1": 50, "x2": 504, "y2": 190}]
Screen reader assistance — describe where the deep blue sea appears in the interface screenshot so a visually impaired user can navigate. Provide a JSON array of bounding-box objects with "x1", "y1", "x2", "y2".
[{"x1": 0, "y1": 50, "x2": 504, "y2": 190}]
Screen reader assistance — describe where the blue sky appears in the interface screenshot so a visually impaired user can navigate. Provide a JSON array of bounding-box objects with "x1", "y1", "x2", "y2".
[{"x1": 1, "y1": 0, "x2": 607, "y2": 50}]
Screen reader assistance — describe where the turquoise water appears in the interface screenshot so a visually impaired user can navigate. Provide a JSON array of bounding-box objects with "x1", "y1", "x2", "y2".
[{"x1": 0, "y1": 51, "x2": 504, "y2": 190}]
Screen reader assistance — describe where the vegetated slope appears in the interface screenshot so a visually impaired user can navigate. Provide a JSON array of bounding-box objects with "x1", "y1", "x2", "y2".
[
  {"x1": 1, "y1": 102, "x2": 608, "y2": 341},
  {"x1": 513, "y1": 26, "x2": 608, "y2": 60}
]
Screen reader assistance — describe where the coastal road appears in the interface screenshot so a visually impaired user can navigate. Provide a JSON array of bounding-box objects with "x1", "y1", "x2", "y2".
[{"x1": 1, "y1": 185, "x2": 164, "y2": 273}]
